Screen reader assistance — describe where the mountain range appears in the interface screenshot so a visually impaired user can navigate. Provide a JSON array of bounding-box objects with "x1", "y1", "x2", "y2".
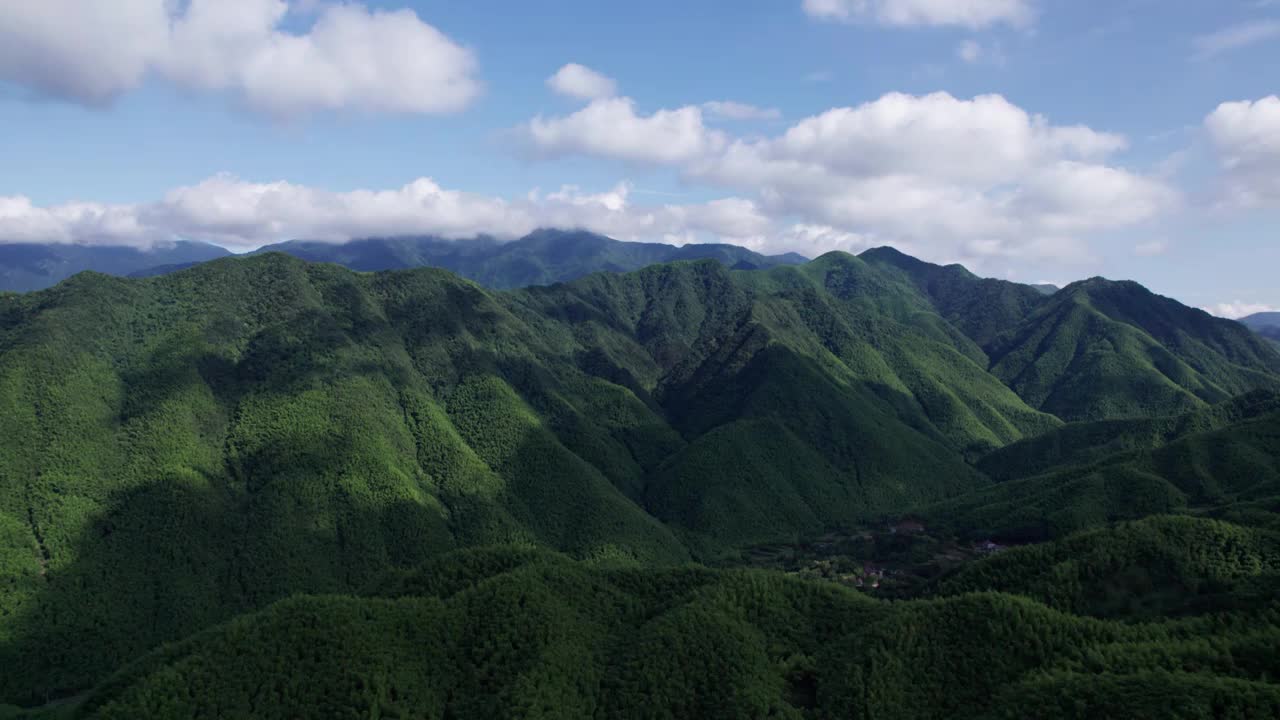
[
  {"x1": 0, "y1": 242, "x2": 230, "y2": 293},
  {"x1": 1242, "y1": 312, "x2": 1280, "y2": 346},
  {"x1": 1, "y1": 241, "x2": 1279, "y2": 718},
  {"x1": 0, "y1": 231, "x2": 805, "y2": 294}
]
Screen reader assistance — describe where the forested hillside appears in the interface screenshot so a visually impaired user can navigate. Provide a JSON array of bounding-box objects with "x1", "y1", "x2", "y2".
[
  {"x1": 925, "y1": 407, "x2": 1280, "y2": 542},
  {"x1": 987, "y1": 279, "x2": 1280, "y2": 421},
  {"x1": 66, "y1": 547, "x2": 1280, "y2": 719},
  {"x1": 1, "y1": 248, "x2": 1278, "y2": 717}
]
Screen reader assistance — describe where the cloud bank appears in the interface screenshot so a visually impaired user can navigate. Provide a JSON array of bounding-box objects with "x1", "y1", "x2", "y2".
[
  {"x1": 0, "y1": 175, "x2": 773, "y2": 252},
  {"x1": 517, "y1": 90, "x2": 1176, "y2": 265}
]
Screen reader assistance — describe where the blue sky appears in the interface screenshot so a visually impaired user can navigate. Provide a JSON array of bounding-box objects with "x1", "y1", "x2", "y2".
[{"x1": 0, "y1": 0, "x2": 1277, "y2": 315}]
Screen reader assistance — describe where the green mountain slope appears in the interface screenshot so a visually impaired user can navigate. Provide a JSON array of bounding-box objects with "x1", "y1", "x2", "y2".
[
  {"x1": 977, "y1": 390, "x2": 1280, "y2": 481},
  {"x1": 988, "y1": 278, "x2": 1280, "y2": 421},
  {"x1": 925, "y1": 409, "x2": 1280, "y2": 542},
  {"x1": 0, "y1": 252, "x2": 1064, "y2": 702},
  {"x1": 859, "y1": 246, "x2": 1048, "y2": 348},
  {"x1": 64, "y1": 547, "x2": 1280, "y2": 720},
  {"x1": 0, "y1": 257, "x2": 685, "y2": 703},
  {"x1": 3, "y1": 249, "x2": 1279, "y2": 711},
  {"x1": 936, "y1": 516, "x2": 1280, "y2": 618}
]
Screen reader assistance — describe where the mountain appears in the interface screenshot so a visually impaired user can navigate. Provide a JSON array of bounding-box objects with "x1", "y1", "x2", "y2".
[
  {"x1": 1, "y1": 231, "x2": 804, "y2": 294},
  {"x1": 0, "y1": 251, "x2": 1064, "y2": 702},
  {"x1": 1241, "y1": 312, "x2": 1280, "y2": 346},
  {"x1": 987, "y1": 278, "x2": 1280, "y2": 421},
  {"x1": 0, "y1": 242, "x2": 230, "y2": 292},
  {"x1": 253, "y1": 229, "x2": 808, "y2": 288},
  {"x1": 975, "y1": 390, "x2": 1280, "y2": 482},
  {"x1": 859, "y1": 246, "x2": 1049, "y2": 348},
  {"x1": 54, "y1": 547, "x2": 1280, "y2": 719},
  {"x1": 2, "y1": 249, "x2": 1279, "y2": 715},
  {"x1": 936, "y1": 515, "x2": 1280, "y2": 618},
  {"x1": 925, "y1": 405, "x2": 1280, "y2": 542},
  {"x1": 1241, "y1": 312, "x2": 1280, "y2": 330}
]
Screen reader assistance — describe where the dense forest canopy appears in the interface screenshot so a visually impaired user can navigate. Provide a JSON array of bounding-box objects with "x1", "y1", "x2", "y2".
[{"x1": 1, "y1": 247, "x2": 1278, "y2": 718}]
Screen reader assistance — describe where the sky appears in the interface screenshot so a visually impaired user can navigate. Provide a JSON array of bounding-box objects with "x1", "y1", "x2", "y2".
[{"x1": 0, "y1": 0, "x2": 1277, "y2": 316}]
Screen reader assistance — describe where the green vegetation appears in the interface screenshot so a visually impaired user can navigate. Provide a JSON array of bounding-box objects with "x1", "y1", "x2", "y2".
[
  {"x1": 63, "y1": 547, "x2": 1280, "y2": 719},
  {"x1": 988, "y1": 278, "x2": 1280, "y2": 421},
  {"x1": 2, "y1": 247, "x2": 1279, "y2": 717},
  {"x1": 925, "y1": 408, "x2": 1280, "y2": 542},
  {"x1": 936, "y1": 516, "x2": 1280, "y2": 618},
  {"x1": 976, "y1": 390, "x2": 1280, "y2": 481}
]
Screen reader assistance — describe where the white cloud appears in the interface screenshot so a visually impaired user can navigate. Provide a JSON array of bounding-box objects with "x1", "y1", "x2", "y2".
[
  {"x1": 145, "y1": 175, "x2": 529, "y2": 246},
  {"x1": 1203, "y1": 301, "x2": 1278, "y2": 320},
  {"x1": 525, "y1": 185, "x2": 773, "y2": 246},
  {"x1": 1192, "y1": 21, "x2": 1280, "y2": 60},
  {"x1": 702, "y1": 101, "x2": 782, "y2": 121},
  {"x1": 688, "y1": 92, "x2": 1171, "y2": 264},
  {"x1": 0, "y1": 0, "x2": 480, "y2": 117},
  {"x1": 0, "y1": 175, "x2": 775, "y2": 252},
  {"x1": 546, "y1": 63, "x2": 617, "y2": 101},
  {"x1": 0, "y1": 0, "x2": 170, "y2": 106},
  {"x1": 802, "y1": 0, "x2": 1034, "y2": 29},
  {"x1": 516, "y1": 91, "x2": 1174, "y2": 265},
  {"x1": 771, "y1": 224, "x2": 875, "y2": 256},
  {"x1": 522, "y1": 97, "x2": 728, "y2": 165},
  {"x1": 0, "y1": 196, "x2": 149, "y2": 245},
  {"x1": 748, "y1": 93, "x2": 1127, "y2": 185},
  {"x1": 1205, "y1": 96, "x2": 1280, "y2": 208},
  {"x1": 1133, "y1": 240, "x2": 1168, "y2": 257}
]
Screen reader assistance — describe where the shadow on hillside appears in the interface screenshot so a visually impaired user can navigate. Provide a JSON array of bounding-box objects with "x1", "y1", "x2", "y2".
[
  {"x1": 0, "y1": 443, "x2": 456, "y2": 708},
  {"x1": 0, "y1": 301, "x2": 464, "y2": 707}
]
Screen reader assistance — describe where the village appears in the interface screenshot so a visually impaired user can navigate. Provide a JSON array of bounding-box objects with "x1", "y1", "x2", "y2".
[{"x1": 735, "y1": 519, "x2": 1008, "y2": 596}]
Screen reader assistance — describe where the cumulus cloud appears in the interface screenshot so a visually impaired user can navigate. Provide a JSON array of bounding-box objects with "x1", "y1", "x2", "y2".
[
  {"x1": 0, "y1": 0, "x2": 480, "y2": 117},
  {"x1": 1193, "y1": 21, "x2": 1280, "y2": 60},
  {"x1": 0, "y1": 0, "x2": 170, "y2": 106},
  {"x1": 1203, "y1": 301, "x2": 1278, "y2": 320},
  {"x1": 522, "y1": 98, "x2": 728, "y2": 165},
  {"x1": 515, "y1": 91, "x2": 1174, "y2": 264},
  {"x1": 546, "y1": 63, "x2": 617, "y2": 101},
  {"x1": 770, "y1": 224, "x2": 875, "y2": 256},
  {"x1": 0, "y1": 175, "x2": 774, "y2": 252},
  {"x1": 677, "y1": 92, "x2": 1172, "y2": 264},
  {"x1": 802, "y1": 0, "x2": 1034, "y2": 29},
  {"x1": 531, "y1": 185, "x2": 773, "y2": 246},
  {"x1": 1205, "y1": 96, "x2": 1280, "y2": 208},
  {"x1": 702, "y1": 101, "x2": 783, "y2": 121},
  {"x1": 0, "y1": 196, "x2": 149, "y2": 245}
]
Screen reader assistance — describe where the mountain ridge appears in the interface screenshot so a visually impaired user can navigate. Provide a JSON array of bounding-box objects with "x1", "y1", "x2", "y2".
[
  {"x1": 2, "y1": 247, "x2": 1279, "y2": 712},
  {"x1": 0, "y1": 241, "x2": 230, "y2": 292}
]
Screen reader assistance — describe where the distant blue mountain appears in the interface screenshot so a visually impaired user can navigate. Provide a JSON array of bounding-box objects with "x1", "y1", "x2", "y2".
[
  {"x1": 4, "y1": 230, "x2": 808, "y2": 292},
  {"x1": 0, "y1": 241, "x2": 230, "y2": 292},
  {"x1": 249, "y1": 229, "x2": 809, "y2": 289},
  {"x1": 1240, "y1": 312, "x2": 1280, "y2": 346}
]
